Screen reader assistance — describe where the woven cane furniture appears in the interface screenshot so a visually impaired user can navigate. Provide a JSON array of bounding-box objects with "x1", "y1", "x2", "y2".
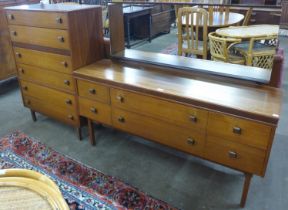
[
  {"x1": 0, "y1": 169, "x2": 69, "y2": 210},
  {"x1": 5, "y1": 4, "x2": 104, "y2": 138}
]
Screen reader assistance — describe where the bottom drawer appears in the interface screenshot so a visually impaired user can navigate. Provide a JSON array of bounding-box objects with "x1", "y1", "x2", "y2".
[
  {"x1": 112, "y1": 108, "x2": 205, "y2": 157},
  {"x1": 23, "y1": 95, "x2": 79, "y2": 126},
  {"x1": 204, "y1": 136, "x2": 266, "y2": 176}
]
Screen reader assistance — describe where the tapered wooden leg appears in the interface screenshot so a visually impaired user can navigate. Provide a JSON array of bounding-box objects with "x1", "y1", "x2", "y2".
[
  {"x1": 240, "y1": 173, "x2": 253, "y2": 208},
  {"x1": 30, "y1": 110, "x2": 37, "y2": 122},
  {"x1": 87, "y1": 119, "x2": 95, "y2": 146},
  {"x1": 76, "y1": 127, "x2": 82, "y2": 141}
]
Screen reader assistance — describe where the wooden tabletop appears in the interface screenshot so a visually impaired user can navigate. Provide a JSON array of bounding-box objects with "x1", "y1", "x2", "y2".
[
  {"x1": 182, "y1": 12, "x2": 244, "y2": 27},
  {"x1": 216, "y1": 24, "x2": 280, "y2": 38},
  {"x1": 74, "y1": 59, "x2": 282, "y2": 124}
]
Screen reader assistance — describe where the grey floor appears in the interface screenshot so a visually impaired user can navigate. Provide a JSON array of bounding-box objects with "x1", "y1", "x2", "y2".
[{"x1": 0, "y1": 35, "x2": 287, "y2": 210}]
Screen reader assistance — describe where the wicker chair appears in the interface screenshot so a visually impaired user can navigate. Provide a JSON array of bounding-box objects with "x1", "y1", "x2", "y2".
[
  {"x1": 233, "y1": 36, "x2": 278, "y2": 70},
  {"x1": 209, "y1": 32, "x2": 245, "y2": 64},
  {"x1": 177, "y1": 7, "x2": 208, "y2": 59},
  {"x1": 242, "y1": 7, "x2": 253, "y2": 26}
]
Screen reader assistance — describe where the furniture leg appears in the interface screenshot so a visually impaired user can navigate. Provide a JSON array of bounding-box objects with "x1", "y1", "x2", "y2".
[
  {"x1": 126, "y1": 17, "x2": 131, "y2": 48},
  {"x1": 149, "y1": 15, "x2": 152, "y2": 42},
  {"x1": 240, "y1": 173, "x2": 253, "y2": 208},
  {"x1": 87, "y1": 119, "x2": 95, "y2": 146},
  {"x1": 30, "y1": 110, "x2": 37, "y2": 122},
  {"x1": 76, "y1": 127, "x2": 82, "y2": 141}
]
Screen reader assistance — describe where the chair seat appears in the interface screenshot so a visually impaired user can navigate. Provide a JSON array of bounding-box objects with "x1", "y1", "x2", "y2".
[
  {"x1": 233, "y1": 41, "x2": 275, "y2": 54},
  {"x1": 228, "y1": 53, "x2": 245, "y2": 64}
]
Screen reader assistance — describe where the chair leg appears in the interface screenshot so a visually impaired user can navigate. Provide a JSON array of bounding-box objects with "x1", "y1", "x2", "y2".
[
  {"x1": 87, "y1": 119, "x2": 95, "y2": 146},
  {"x1": 240, "y1": 173, "x2": 253, "y2": 208},
  {"x1": 76, "y1": 127, "x2": 82, "y2": 141},
  {"x1": 30, "y1": 110, "x2": 37, "y2": 122}
]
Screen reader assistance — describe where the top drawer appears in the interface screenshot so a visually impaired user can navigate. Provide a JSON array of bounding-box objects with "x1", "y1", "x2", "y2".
[
  {"x1": 207, "y1": 112, "x2": 272, "y2": 150},
  {"x1": 6, "y1": 10, "x2": 68, "y2": 29},
  {"x1": 111, "y1": 88, "x2": 208, "y2": 131}
]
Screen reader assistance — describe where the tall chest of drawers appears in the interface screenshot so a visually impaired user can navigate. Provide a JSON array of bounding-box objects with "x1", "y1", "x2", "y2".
[{"x1": 5, "y1": 4, "x2": 103, "y2": 137}]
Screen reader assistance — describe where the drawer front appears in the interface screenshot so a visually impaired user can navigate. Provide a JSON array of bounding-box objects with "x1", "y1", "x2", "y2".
[
  {"x1": 20, "y1": 80, "x2": 76, "y2": 112},
  {"x1": 17, "y1": 64, "x2": 75, "y2": 93},
  {"x1": 9, "y1": 25, "x2": 70, "y2": 50},
  {"x1": 77, "y1": 80, "x2": 110, "y2": 103},
  {"x1": 14, "y1": 47, "x2": 72, "y2": 73},
  {"x1": 79, "y1": 97, "x2": 111, "y2": 125},
  {"x1": 23, "y1": 95, "x2": 79, "y2": 126},
  {"x1": 111, "y1": 89, "x2": 208, "y2": 131},
  {"x1": 204, "y1": 136, "x2": 266, "y2": 176},
  {"x1": 207, "y1": 112, "x2": 272, "y2": 150},
  {"x1": 6, "y1": 10, "x2": 68, "y2": 29},
  {"x1": 112, "y1": 108, "x2": 205, "y2": 156}
]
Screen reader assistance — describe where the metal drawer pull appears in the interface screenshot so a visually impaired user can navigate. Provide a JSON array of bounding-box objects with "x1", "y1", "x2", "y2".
[
  {"x1": 65, "y1": 99, "x2": 72, "y2": 105},
  {"x1": 187, "y1": 137, "x2": 196, "y2": 145},
  {"x1": 116, "y1": 95, "x2": 124, "y2": 103},
  {"x1": 8, "y1": 14, "x2": 14, "y2": 20},
  {"x1": 23, "y1": 86, "x2": 28, "y2": 91},
  {"x1": 64, "y1": 80, "x2": 70, "y2": 85},
  {"x1": 56, "y1": 17, "x2": 63, "y2": 24},
  {"x1": 19, "y1": 68, "x2": 24, "y2": 74},
  {"x1": 61, "y1": 61, "x2": 68, "y2": 67},
  {"x1": 68, "y1": 115, "x2": 74, "y2": 120},
  {"x1": 228, "y1": 151, "x2": 238, "y2": 159},
  {"x1": 90, "y1": 107, "x2": 97, "y2": 113},
  {"x1": 57, "y1": 36, "x2": 65, "y2": 42},
  {"x1": 89, "y1": 88, "x2": 96, "y2": 94},
  {"x1": 118, "y1": 116, "x2": 125, "y2": 123},
  {"x1": 189, "y1": 115, "x2": 197, "y2": 123},
  {"x1": 15, "y1": 52, "x2": 21, "y2": 58},
  {"x1": 233, "y1": 127, "x2": 242, "y2": 134},
  {"x1": 11, "y1": 31, "x2": 17, "y2": 36}
]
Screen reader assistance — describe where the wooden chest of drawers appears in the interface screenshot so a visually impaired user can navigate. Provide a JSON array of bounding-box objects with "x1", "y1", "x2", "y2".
[{"x1": 5, "y1": 4, "x2": 103, "y2": 138}]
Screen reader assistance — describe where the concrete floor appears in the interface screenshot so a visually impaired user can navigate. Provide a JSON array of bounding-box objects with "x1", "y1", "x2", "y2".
[{"x1": 0, "y1": 35, "x2": 287, "y2": 210}]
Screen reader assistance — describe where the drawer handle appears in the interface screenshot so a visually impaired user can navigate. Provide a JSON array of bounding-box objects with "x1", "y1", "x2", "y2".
[
  {"x1": 65, "y1": 99, "x2": 72, "y2": 105},
  {"x1": 89, "y1": 88, "x2": 96, "y2": 94},
  {"x1": 11, "y1": 31, "x2": 17, "y2": 36},
  {"x1": 251, "y1": 12, "x2": 256, "y2": 16},
  {"x1": 64, "y1": 80, "x2": 70, "y2": 85},
  {"x1": 90, "y1": 107, "x2": 98, "y2": 113},
  {"x1": 57, "y1": 36, "x2": 65, "y2": 42},
  {"x1": 189, "y1": 115, "x2": 197, "y2": 123},
  {"x1": 15, "y1": 52, "x2": 21, "y2": 58},
  {"x1": 61, "y1": 61, "x2": 68, "y2": 67},
  {"x1": 25, "y1": 99, "x2": 31, "y2": 105},
  {"x1": 19, "y1": 68, "x2": 24, "y2": 74},
  {"x1": 118, "y1": 116, "x2": 125, "y2": 123},
  {"x1": 8, "y1": 14, "x2": 14, "y2": 20},
  {"x1": 116, "y1": 95, "x2": 124, "y2": 103},
  {"x1": 228, "y1": 151, "x2": 238, "y2": 159},
  {"x1": 250, "y1": 19, "x2": 256, "y2": 23},
  {"x1": 68, "y1": 115, "x2": 74, "y2": 120},
  {"x1": 233, "y1": 127, "x2": 242, "y2": 135},
  {"x1": 187, "y1": 137, "x2": 196, "y2": 146},
  {"x1": 56, "y1": 17, "x2": 63, "y2": 24},
  {"x1": 23, "y1": 86, "x2": 28, "y2": 91}
]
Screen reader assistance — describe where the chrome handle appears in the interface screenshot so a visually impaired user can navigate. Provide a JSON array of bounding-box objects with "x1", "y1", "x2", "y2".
[
  {"x1": 15, "y1": 52, "x2": 21, "y2": 58},
  {"x1": 228, "y1": 151, "x2": 238, "y2": 159},
  {"x1": 233, "y1": 127, "x2": 241, "y2": 135},
  {"x1": 187, "y1": 137, "x2": 196, "y2": 145},
  {"x1": 64, "y1": 80, "x2": 70, "y2": 85},
  {"x1": 189, "y1": 115, "x2": 197, "y2": 123},
  {"x1": 57, "y1": 36, "x2": 65, "y2": 42},
  {"x1": 65, "y1": 99, "x2": 72, "y2": 105},
  {"x1": 90, "y1": 107, "x2": 98, "y2": 113},
  {"x1": 11, "y1": 31, "x2": 17, "y2": 36},
  {"x1": 89, "y1": 88, "x2": 96, "y2": 94},
  {"x1": 19, "y1": 68, "x2": 24, "y2": 74},
  {"x1": 8, "y1": 14, "x2": 14, "y2": 20},
  {"x1": 116, "y1": 95, "x2": 124, "y2": 103},
  {"x1": 68, "y1": 115, "x2": 74, "y2": 120},
  {"x1": 56, "y1": 17, "x2": 63, "y2": 24},
  {"x1": 118, "y1": 116, "x2": 125, "y2": 123}
]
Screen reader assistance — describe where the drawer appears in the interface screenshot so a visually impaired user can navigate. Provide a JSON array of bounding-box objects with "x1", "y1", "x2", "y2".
[
  {"x1": 13, "y1": 47, "x2": 72, "y2": 73},
  {"x1": 23, "y1": 95, "x2": 79, "y2": 126},
  {"x1": 9, "y1": 25, "x2": 70, "y2": 50},
  {"x1": 111, "y1": 89, "x2": 208, "y2": 131},
  {"x1": 112, "y1": 108, "x2": 205, "y2": 156},
  {"x1": 207, "y1": 112, "x2": 272, "y2": 150},
  {"x1": 20, "y1": 80, "x2": 76, "y2": 112},
  {"x1": 6, "y1": 10, "x2": 68, "y2": 29},
  {"x1": 17, "y1": 64, "x2": 75, "y2": 93},
  {"x1": 77, "y1": 80, "x2": 110, "y2": 103},
  {"x1": 204, "y1": 136, "x2": 266, "y2": 176},
  {"x1": 79, "y1": 97, "x2": 111, "y2": 125}
]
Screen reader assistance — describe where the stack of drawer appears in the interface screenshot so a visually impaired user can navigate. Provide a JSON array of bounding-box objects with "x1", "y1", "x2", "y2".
[{"x1": 5, "y1": 4, "x2": 103, "y2": 133}]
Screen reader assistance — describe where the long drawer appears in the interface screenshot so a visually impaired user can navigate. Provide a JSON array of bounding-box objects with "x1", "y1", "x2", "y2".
[
  {"x1": 9, "y1": 25, "x2": 70, "y2": 50},
  {"x1": 207, "y1": 112, "x2": 272, "y2": 150},
  {"x1": 6, "y1": 10, "x2": 68, "y2": 29},
  {"x1": 112, "y1": 108, "x2": 205, "y2": 156},
  {"x1": 13, "y1": 47, "x2": 72, "y2": 73},
  {"x1": 111, "y1": 88, "x2": 208, "y2": 131},
  {"x1": 204, "y1": 136, "x2": 266, "y2": 176},
  {"x1": 20, "y1": 80, "x2": 76, "y2": 112},
  {"x1": 23, "y1": 95, "x2": 79, "y2": 126},
  {"x1": 79, "y1": 97, "x2": 111, "y2": 125},
  {"x1": 17, "y1": 64, "x2": 75, "y2": 93}
]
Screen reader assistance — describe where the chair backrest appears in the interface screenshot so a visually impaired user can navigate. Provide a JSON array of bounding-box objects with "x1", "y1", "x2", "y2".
[
  {"x1": 242, "y1": 7, "x2": 253, "y2": 26},
  {"x1": 177, "y1": 7, "x2": 208, "y2": 59},
  {"x1": 198, "y1": 0, "x2": 230, "y2": 16}
]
